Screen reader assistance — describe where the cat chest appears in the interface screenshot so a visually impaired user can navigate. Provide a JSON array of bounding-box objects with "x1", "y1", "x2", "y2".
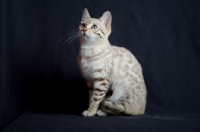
[{"x1": 80, "y1": 58, "x2": 111, "y2": 79}]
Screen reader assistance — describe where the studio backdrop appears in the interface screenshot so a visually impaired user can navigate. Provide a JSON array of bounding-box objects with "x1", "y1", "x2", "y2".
[{"x1": 1, "y1": 0, "x2": 200, "y2": 129}]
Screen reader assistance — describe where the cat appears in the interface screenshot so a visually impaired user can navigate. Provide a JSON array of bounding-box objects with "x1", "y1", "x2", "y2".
[{"x1": 77, "y1": 8, "x2": 147, "y2": 117}]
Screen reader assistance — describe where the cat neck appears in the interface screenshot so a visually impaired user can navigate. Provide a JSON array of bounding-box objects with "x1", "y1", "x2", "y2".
[{"x1": 79, "y1": 39, "x2": 111, "y2": 58}]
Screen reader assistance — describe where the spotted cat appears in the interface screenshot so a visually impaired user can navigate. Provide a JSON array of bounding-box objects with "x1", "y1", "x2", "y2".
[{"x1": 77, "y1": 8, "x2": 147, "y2": 117}]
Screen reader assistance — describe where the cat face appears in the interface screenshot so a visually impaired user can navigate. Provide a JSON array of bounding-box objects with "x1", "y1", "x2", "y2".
[{"x1": 78, "y1": 9, "x2": 112, "y2": 44}]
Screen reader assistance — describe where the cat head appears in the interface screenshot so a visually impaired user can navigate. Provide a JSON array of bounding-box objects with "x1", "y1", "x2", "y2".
[{"x1": 78, "y1": 8, "x2": 112, "y2": 45}]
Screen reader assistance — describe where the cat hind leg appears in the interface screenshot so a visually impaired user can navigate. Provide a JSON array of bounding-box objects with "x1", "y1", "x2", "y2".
[{"x1": 99, "y1": 100, "x2": 126, "y2": 115}]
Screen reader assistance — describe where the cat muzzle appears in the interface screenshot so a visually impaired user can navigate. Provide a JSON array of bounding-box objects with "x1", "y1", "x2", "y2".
[{"x1": 82, "y1": 31, "x2": 87, "y2": 36}]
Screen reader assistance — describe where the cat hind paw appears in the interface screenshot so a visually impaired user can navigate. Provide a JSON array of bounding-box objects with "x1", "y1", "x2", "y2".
[{"x1": 96, "y1": 109, "x2": 107, "y2": 116}]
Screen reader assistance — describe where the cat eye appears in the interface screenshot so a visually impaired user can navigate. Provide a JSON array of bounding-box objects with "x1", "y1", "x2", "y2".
[
  {"x1": 80, "y1": 23, "x2": 85, "y2": 28},
  {"x1": 91, "y1": 24, "x2": 98, "y2": 29}
]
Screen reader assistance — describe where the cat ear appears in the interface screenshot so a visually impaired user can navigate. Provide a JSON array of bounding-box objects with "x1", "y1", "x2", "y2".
[
  {"x1": 81, "y1": 8, "x2": 90, "y2": 21},
  {"x1": 99, "y1": 11, "x2": 112, "y2": 27}
]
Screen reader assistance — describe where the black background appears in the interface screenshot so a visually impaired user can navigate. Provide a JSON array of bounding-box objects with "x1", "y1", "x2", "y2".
[{"x1": 1, "y1": 0, "x2": 200, "y2": 131}]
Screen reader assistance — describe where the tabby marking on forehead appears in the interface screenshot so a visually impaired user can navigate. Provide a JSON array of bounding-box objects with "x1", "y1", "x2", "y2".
[{"x1": 77, "y1": 8, "x2": 147, "y2": 117}]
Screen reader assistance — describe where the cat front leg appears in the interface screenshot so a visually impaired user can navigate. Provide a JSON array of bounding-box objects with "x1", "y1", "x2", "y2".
[
  {"x1": 87, "y1": 81, "x2": 93, "y2": 100},
  {"x1": 82, "y1": 78, "x2": 109, "y2": 117}
]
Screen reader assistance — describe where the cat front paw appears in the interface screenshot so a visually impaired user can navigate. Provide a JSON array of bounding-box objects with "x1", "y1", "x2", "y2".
[{"x1": 82, "y1": 110, "x2": 96, "y2": 117}]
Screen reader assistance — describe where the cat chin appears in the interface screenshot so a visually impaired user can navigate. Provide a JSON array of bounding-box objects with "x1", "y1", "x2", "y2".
[
  {"x1": 79, "y1": 36, "x2": 89, "y2": 42},
  {"x1": 80, "y1": 36, "x2": 97, "y2": 43},
  {"x1": 80, "y1": 34, "x2": 94, "y2": 39}
]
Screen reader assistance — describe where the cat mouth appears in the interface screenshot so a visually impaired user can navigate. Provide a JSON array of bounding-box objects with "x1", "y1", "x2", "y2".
[{"x1": 82, "y1": 32, "x2": 88, "y2": 37}]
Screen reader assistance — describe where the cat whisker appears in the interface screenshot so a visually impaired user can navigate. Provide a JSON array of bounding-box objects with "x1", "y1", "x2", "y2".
[
  {"x1": 69, "y1": 35, "x2": 79, "y2": 44},
  {"x1": 73, "y1": 34, "x2": 80, "y2": 41},
  {"x1": 62, "y1": 35, "x2": 75, "y2": 45},
  {"x1": 66, "y1": 32, "x2": 78, "y2": 36},
  {"x1": 62, "y1": 34, "x2": 79, "y2": 46},
  {"x1": 60, "y1": 31, "x2": 78, "y2": 42}
]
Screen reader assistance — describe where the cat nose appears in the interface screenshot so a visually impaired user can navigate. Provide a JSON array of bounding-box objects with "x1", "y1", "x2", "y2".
[{"x1": 83, "y1": 29, "x2": 87, "y2": 32}]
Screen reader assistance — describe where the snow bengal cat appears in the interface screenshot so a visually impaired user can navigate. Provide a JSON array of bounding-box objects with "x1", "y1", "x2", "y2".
[{"x1": 76, "y1": 8, "x2": 147, "y2": 117}]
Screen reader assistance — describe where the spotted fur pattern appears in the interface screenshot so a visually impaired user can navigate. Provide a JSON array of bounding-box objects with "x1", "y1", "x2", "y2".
[{"x1": 77, "y1": 8, "x2": 147, "y2": 117}]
